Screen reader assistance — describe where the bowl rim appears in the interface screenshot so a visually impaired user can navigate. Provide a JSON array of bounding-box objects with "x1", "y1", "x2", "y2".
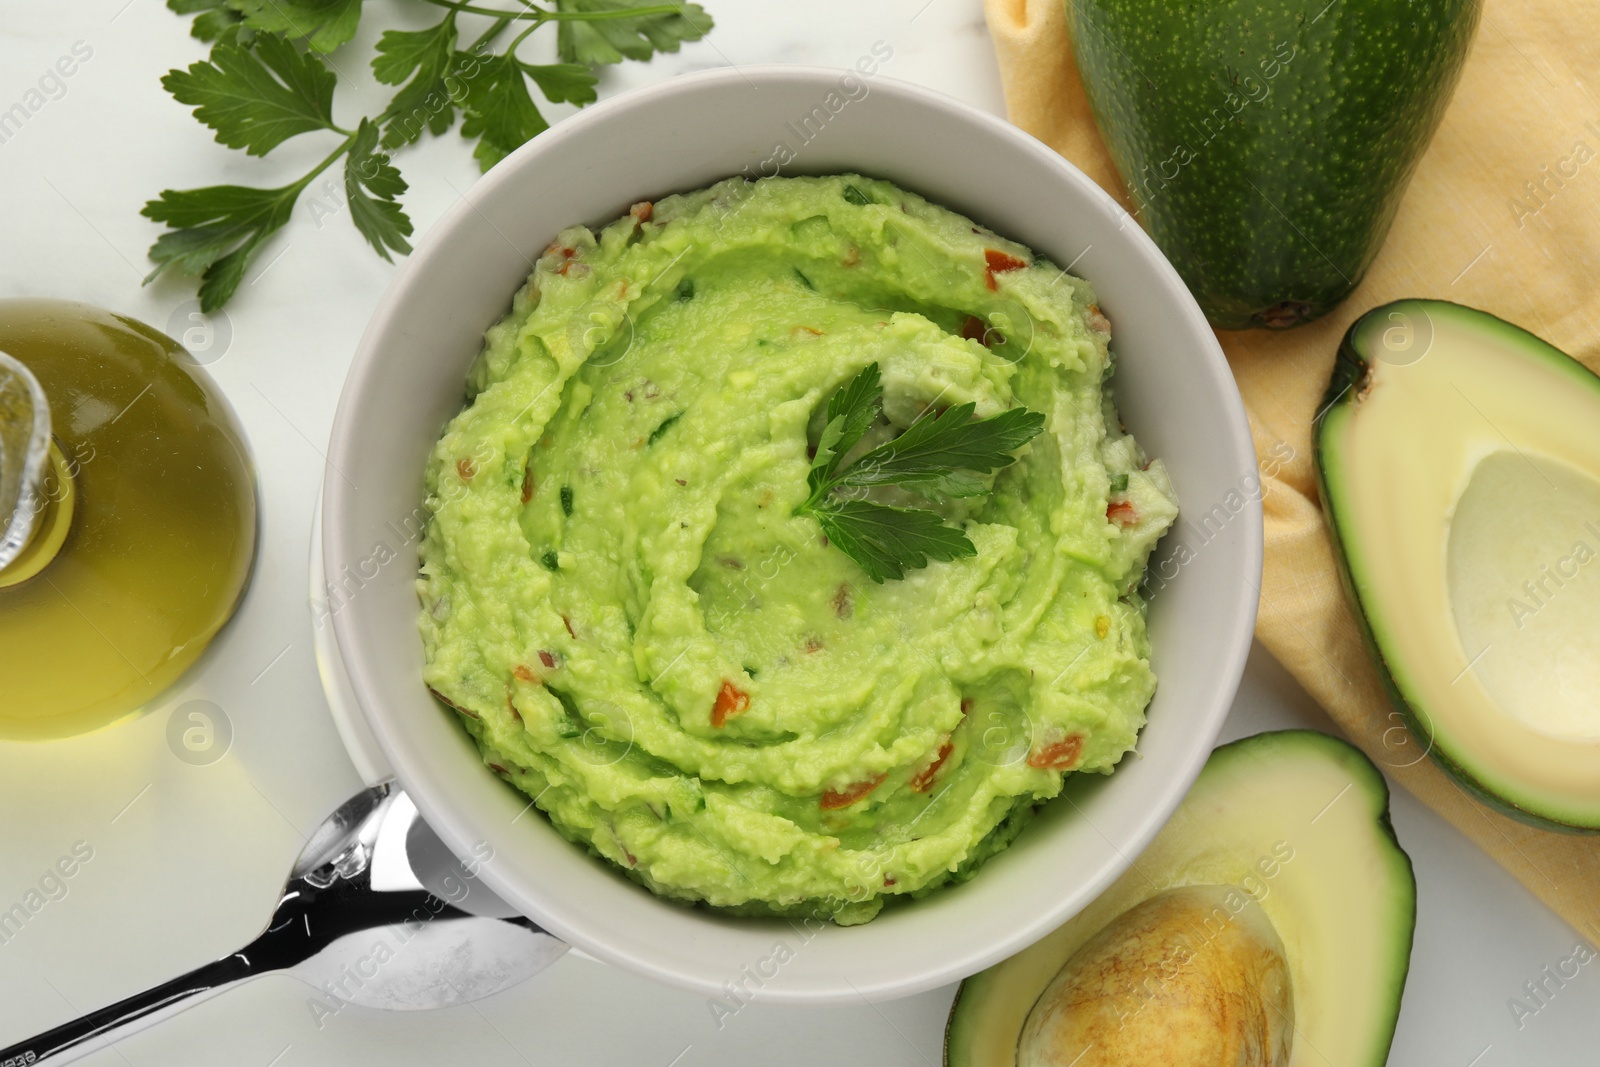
[{"x1": 323, "y1": 63, "x2": 1262, "y2": 1002}]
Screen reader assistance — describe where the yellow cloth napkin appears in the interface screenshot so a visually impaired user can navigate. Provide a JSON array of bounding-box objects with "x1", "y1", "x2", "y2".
[{"x1": 985, "y1": 0, "x2": 1600, "y2": 940}]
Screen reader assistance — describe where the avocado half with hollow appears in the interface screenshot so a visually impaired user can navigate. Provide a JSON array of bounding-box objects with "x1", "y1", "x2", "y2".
[
  {"x1": 944, "y1": 730, "x2": 1416, "y2": 1067},
  {"x1": 1315, "y1": 299, "x2": 1600, "y2": 830}
]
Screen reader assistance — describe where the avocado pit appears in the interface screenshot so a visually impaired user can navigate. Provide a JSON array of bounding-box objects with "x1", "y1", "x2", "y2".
[{"x1": 1018, "y1": 884, "x2": 1294, "y2": 1067}]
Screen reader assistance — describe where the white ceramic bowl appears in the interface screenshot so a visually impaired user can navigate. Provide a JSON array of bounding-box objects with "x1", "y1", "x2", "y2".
[{"x1": 322, "y1": 66, "x2": 1261, "y2": 1004}]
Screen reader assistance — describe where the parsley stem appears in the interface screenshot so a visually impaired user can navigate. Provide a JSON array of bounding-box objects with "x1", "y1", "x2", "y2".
[
  {"x1": 288, "y1": 131, "x2": 360, "y2": 197},
  {"x1": 533, "y1": 4, "x2": 689, "y2": 20},
  {"x1": 468, "y1": 14, "x2": 514, "y2": 51},
  {"x1": 799, "y1": 483, "x2": 832, "y2": 515},
  {"x1": 416, "y1": 0, "x2": 688, "y2": 22},
  {"x1": 508, "y1": 20, "x2": 541, "y2": 50},
  {"x1": 416, "y1": 0, "x2": 542, "y2": 21}
]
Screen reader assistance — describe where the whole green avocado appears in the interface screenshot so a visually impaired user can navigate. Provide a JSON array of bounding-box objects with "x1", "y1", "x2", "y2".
[{"x1": 1065, "y1": 0, "x2": 1481, "y2": 329}]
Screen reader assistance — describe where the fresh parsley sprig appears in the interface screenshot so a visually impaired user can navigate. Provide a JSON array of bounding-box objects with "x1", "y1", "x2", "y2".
[
  {"x1": 797, "y1": 363, "x2": 1046, "y2": 583},
  {"x1": 145, "y1": 0, "x2": 712, "y2": 311}
]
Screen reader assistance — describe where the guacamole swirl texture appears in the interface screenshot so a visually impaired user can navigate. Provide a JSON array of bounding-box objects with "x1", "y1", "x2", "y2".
[{"x1": 418, "y1": 175, "x2": 1178, "y2": 925}]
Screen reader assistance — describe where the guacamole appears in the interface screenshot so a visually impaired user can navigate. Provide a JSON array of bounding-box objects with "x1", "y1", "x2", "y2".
[{"x1": 417, "y1": 174, "x2": 1177, "y2": 925}]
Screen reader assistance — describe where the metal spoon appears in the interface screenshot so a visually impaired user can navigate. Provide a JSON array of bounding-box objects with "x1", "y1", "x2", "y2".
[{"x1": 0, "y1": 784, "x2": 566, "y2": 1063}]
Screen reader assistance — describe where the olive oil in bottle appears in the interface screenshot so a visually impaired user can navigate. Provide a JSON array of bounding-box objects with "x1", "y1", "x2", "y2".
[{"x1": 0, "y1": 300, "x2": 258, "y2": 740}]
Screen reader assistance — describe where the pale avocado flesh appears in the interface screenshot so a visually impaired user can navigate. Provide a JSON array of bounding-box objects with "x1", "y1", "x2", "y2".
[
  {"x1": 1316, "y1": 299, "x2": 1600, "y2": 831},
  {"x1": 943, "y1": 731, "x2": 1415, "y2": 1067}
]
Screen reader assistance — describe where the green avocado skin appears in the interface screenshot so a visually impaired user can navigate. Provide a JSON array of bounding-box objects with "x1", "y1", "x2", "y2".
[{"x1": 1066, "y1": 0, "x2": 1481, "y2": 329}]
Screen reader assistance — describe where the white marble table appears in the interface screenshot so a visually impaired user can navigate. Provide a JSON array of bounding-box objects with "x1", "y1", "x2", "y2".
[{"x1": 0, "y1": 1, "x2": 1595, "y2": 1062}]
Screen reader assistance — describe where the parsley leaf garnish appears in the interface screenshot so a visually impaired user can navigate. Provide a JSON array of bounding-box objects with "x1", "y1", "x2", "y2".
[
  {"x1": 143, "y1": 35, "x2": 348, "y2": 308},
  {"x1": 522, "y1": 63, "x2": 599, "y2": 106},
  {"x1": 833, "y1": 399, "x2": 1046, "y2": 499},
  {"x1": 808, "y1": 360, "x2": 882, "y2": 496},
  {"x1": 146, "y1": 0, "x2": 713, "y2": 311},
  {"x1": 161, "y1": 34, "x2": 337, "y2": 156},
  {"x1": 797, "y1": 363, "x2": 1046, "y2": 583},
  {"x1": 143, "y1": 178, "x2": 308, "y2": 310},
  {"x1": 555, "y1": 0, "x2": 712, "y2": 66},
  {"x1": 228, "y1": 0, "x2": 365, "y2": 53},
  {"x1": 811, "y1": 499, "x2": 977, "y2": 584},
  {"x1": 372, "y1": 16, "x2": 461, "y2": 148},
  {"x1": 344, "y1": 119, "x2": 413, "y2": 261},
  {"x1": 459, "y1": 52, "x2": 551, "y2": 170},
  {"x1": 168, "y1": 0, "x2": 252, "y2": 44}
]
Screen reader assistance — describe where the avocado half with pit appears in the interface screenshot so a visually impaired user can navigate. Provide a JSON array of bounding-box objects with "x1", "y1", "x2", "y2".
[
  {"x1": 944, "y1": 730, "x2": 1415, "y2": 1067},
  {"x1": 1315, "y1": 299, "x2": 1600, "y2": 831}
]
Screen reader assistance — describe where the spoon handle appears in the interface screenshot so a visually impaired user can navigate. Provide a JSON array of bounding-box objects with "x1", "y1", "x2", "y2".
[
  {"x1": 0, "y1": 953, "x2": 255, "y2": 1064},
  {"x1": 0, "y1": 884, "x2": 523, "y2": 1062}
]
